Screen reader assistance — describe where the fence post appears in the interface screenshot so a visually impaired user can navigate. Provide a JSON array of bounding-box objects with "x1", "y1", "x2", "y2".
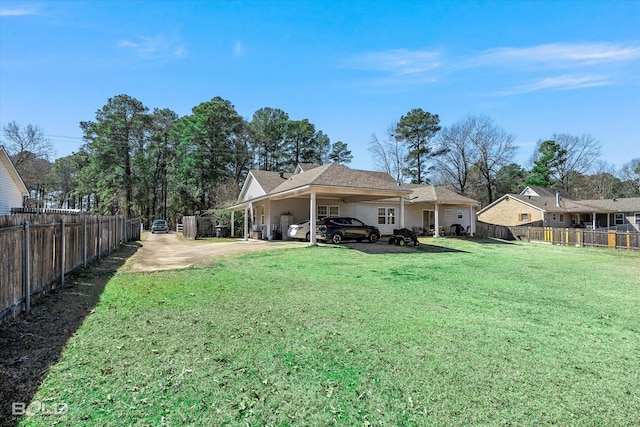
[
  {"x1": 83, "y1": 217, "x2": 88, "y2": 268},
  {"x1": 108, "y1": 217, "x2": 112, "y2": 254},
  {"x1": 24, "y1": 221, "x2": 31, "y2": 314},
  {"x1": 527, "y1": 226, "x2": 531, "y2": 242},
  {"x1": 98, "y1": 218, "x2": 102, "y2": 261},
  {"x1": 60, "y1": 219, "x2": 66, "y2": 288}
]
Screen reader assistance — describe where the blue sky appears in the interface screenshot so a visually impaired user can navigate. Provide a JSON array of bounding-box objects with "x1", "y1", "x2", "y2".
[{"x1": 1, "y1": 0, "x2": 639, "y2": 172}]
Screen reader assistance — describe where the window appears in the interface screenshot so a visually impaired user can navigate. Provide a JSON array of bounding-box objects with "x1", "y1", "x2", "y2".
[
  {"x1": 317, "y1": 205, "x2": 339, "y2": 221},
  {"x1": 378, "y1": 207, "x2": 396, "y2": 225},
  {"x1": 635, "y1": 213, "x2": 640, "y2": 225},
  {"x1": 317, "y1": 205, "x2": 327, "y2": 219},
  {"x1": 260, "y1": 205, "x2": 265, "y2": 224},
  {"x1": 559, "y1": 214, "x2": 564, "y2": 223},
  {"x1": 615, "y1": 213, "x2": 624, "y2": 225},
  {"x1": 457, "y1": 209, "x2": 463, "y2": 219},
  {"x1": 520, "y1": 213, "x2": 529, "y2": 222}
]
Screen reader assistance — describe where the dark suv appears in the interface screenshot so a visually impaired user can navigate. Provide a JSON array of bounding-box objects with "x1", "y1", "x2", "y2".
[{"x1": 317, "y1": 217, "x2": 380, "y2": 244}]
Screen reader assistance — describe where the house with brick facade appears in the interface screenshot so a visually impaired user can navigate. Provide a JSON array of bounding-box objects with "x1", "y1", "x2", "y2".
[{"x1": 477, "y1": 186, "x2": 640, "y2": 231}]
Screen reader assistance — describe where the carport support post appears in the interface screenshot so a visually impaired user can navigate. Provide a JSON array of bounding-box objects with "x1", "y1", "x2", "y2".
[
  {"x1": 243, "y1": 207, "x2": 248, "y2": 241},
  {"x1": 469, "y1": 205, "x2": 474, "y2": 236},
  {"x1": 310, "y1": 191, "x2": 317, "y2": 246},
  {"x1": 230, "y1": 211, "x2": 235, "y2": 237}
]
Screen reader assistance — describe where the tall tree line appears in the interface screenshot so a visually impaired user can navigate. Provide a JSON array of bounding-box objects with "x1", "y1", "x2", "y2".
[
  {"x1": 4, "y1": 100, "x2": 638, "y2": 220},
  {"x1": 368, "y1": 110, "x2": 638, "y2": 207},
  {"x1": 1, "y1": 94, "x2": 352, "y2": 225}
]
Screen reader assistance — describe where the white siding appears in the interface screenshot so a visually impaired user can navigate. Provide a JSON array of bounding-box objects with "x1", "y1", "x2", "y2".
[
  {"x1": 239, "y1": 175, "x2": 267, "y2": 202},
  {"x1": 0, "y1": 158, "x2": 25, "y2": 215}
]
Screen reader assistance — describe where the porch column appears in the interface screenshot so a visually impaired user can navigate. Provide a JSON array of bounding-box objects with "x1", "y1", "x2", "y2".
[
  {"x1": 607, "y1": 213, "x2": 610, "y2": 228},
  {"x1": 243, "y1": 207, "x2": 249, "y2": 241},
  {"x1": 231, "y1": 211, "x2": 235, "y2": 237},
  {"x1": 310, "y1": 191, "x2": 317, "y2": 246},
  {"x1": 592, "y1": 212, "x2": 596, "y2": 229},
  {"x1": 469, "y1": 205, "x2": 474, "y2": 236},
  {"x1": 399, "y1": 196, "x2": 405, "y2": 228},
  {"x1": 434, "y1": 203, "x2": 440, "y2": 237}
]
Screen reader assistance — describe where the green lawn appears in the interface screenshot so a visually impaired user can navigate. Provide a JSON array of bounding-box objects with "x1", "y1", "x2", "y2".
[{"x1": 21, "y1": 239, "x2": 640, "y2": 426}]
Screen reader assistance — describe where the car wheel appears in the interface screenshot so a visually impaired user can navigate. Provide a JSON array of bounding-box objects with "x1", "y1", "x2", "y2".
[
  {"x1": 331, "y1": 233, "x2": 343, "y2": 244},
  {"x1": 368, "y1": 233, "x2": 379, "y2": 243},
  {"x1": 305, "y1": 232, "x2": 310, "y2": 242}
]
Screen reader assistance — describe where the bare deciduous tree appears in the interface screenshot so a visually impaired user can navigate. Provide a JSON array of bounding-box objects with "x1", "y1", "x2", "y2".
[
  {"x1": 368, "y1": 126, "x2": 408, "y2": 184},
  {"x1": 434, "y1": 115, "x2": 478, "y2": 195},
  {"x1": 551, "y1": 133, "x2": 601, "y2": 192},
  {"x1": 2, "y1": 121, "x2": 54, "y2": 167}
]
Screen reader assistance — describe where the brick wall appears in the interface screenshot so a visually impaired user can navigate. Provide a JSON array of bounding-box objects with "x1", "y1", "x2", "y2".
[{"x1": 478, "y1": 197, "x2": 543, "y2": 226}]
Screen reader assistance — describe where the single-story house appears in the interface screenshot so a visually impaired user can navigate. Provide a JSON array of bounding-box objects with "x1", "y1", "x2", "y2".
[
  {"x1": 228, "y1": 163, "x2": 480, "y2": 244},
  {"x1": 477, "y1": 185, "x2": 640, "y2": 231},
  {"x1": 0, "y1": 147, "x2": 28, "y2": 215}
]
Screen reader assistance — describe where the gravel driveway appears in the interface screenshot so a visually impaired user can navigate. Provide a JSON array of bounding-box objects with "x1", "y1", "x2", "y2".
[{"x1": 124, "y1": 232, "x2": 308, "y2": 272}]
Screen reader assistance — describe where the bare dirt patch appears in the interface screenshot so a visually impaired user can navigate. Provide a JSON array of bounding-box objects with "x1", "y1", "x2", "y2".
[{"x1": 124, "y1": 232, "x2": 308, "y2": 272}]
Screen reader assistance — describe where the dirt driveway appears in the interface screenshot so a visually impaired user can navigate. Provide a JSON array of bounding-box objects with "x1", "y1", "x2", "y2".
[{"x1": 124, "y1": 232, "x2": 308, "y2": 272}]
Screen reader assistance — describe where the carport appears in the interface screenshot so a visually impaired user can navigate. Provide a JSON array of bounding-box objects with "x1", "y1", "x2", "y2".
[{"x1": 228, "y1": 164, "x2": 410, "y2": 246}]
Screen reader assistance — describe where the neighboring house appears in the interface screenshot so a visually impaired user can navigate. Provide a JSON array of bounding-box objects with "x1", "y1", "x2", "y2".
[
  {"x1": 0, "y1": 147, "x2": 28, "y2": 215},
  {"x1": 229, "y1": 163, "x2": 480, "y2": 244},
  {"x1": 477, "y1": 186, "x2": 640, "y2": 231}
]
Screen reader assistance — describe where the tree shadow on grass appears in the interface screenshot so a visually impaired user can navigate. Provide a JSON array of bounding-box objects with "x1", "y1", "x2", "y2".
[
  {"x1": 0, "y1": 241, "x2": 140, "y2": 427},
  {"x1": 342, "y1": 241, "x2": 469, "y2": 254}
]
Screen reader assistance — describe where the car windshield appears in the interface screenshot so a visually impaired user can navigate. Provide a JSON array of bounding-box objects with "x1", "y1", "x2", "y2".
[{"x1": 153, "y1": 220, "x2": 166, "y2": 226}]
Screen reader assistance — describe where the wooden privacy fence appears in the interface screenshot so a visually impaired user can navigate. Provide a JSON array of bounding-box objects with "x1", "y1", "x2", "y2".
[
  {"x1": 181, "y1": 216, "x2": 226, "y2": 239},
  {"x1": 476, "y1": 222, "x2": 640, "y2": 251},
  {"x1": 0, "y1": 214, "x2": 141, "y2": 322}
]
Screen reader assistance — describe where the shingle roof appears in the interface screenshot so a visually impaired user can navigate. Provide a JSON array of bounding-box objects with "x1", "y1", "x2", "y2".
[
  {"x1": 269, "y1": 163, "x2": 401, "y2": 195},
  {"x1": 403, "y1": 185, "x2": 480, "y2": 205},
  {"x1": 249, "y1": 170, "x2": 292, "y2": 193},
  {"x1": 502, "y1": 192, "x2": 640, "y2": 214}
]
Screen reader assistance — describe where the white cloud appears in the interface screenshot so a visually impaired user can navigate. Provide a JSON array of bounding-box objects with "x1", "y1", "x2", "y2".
[
  {"x1": 0, "y1": 6, "x2": 37, "y2": 16},
  {"x1": 344, "y1": 42, "x2": 638, "y2": 93},
  {"x1": 118, "y1": 34, "x2": 186, "y2": 60},
  {"x1": 346, "y1": 48, "x2": 442, "y2": 76},
  {"x1": 471, "y1": 42, "x2": 640, "y2": 68},
  {"x1": 233, "y1": 41, "x2": 246, "y2": 57},
  {"x1": 495, "y1": 74, "x2": 611, "y2": 96}
]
